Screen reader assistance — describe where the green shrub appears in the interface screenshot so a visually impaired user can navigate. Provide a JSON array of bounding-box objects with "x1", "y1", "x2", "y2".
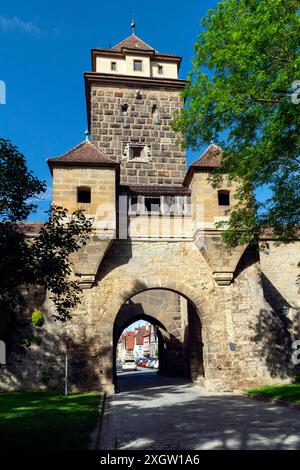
[
  {"x1": 21, "y1": 337, "x2": 32, "y2": 350},
  {"x1": 293, "y1": 373, "x2": 300, "y2": 384},
  {"x1": 31, "y1": 310, "x2": 44, "y2": 328}
]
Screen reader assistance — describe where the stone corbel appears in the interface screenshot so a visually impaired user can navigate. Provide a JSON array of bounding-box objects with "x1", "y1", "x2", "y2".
[
  {"x1": 195, "y1": 232, "x2": 247, "y2": 286},
  {"x1": 78, "y1": 274, "x2": 97, "y2": 289},
  {"x1": 212, "y1": 272, "x2": 234, "y2": 286},
  {"x1": 71, "y1": 232, "x2": 115, "y2": 289}
]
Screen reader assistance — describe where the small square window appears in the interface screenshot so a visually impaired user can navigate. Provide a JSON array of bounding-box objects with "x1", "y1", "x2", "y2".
[
  {"x1": 158, "y1": 65, "x2": 163, "y2": 74},
  {"x1": 134, "y1": 60, "x2": 142, "y2": 71},
  {"x1": 111, "y1": 62, "x2": 117, "y2": 71},
  {"x1": 77, "y1": 188, "x2": 91, "y2": 204},
  {"x1": 131, "y1": 146, "x2": 143, "y2": 159},
  {"x1": 121, "y1": 103, "x2": 128, "y2": 115},
  {"x1": 218, "y1": 190, "x2": 230, "y2": 206}
]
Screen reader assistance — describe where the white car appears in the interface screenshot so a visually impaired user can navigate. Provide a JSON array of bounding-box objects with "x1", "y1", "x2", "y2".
[{"x1": 122, "y1": 359, "x2": 137, "y2": 371}]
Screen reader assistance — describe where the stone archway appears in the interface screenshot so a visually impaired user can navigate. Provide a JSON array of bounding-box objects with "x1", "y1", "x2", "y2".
[{"x1": 111, "y1": 287, "x2": 205, "y2": 390}]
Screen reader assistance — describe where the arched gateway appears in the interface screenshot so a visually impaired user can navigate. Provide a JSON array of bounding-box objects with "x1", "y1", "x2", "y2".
[
  {"x1": 1, "y1": 30, "x2": 299, "y2": 394},
  {"x1": 113, "y1": 288, "x2": 205, "y2": 385}
]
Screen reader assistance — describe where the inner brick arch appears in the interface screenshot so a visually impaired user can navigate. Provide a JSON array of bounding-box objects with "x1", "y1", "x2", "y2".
[{"x1": 106, "y1": 276, "x2": 212, "y2": 326}]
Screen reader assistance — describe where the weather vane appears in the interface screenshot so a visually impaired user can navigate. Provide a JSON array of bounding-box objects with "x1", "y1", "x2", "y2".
[{"x1": 131, "y1": 11, "x2": 135, "y2": 35}]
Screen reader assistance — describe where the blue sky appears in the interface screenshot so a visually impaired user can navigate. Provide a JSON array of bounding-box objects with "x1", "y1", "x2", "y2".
[
  {"x1": 124, "y1": 320, "x2": 148, "y2": 333},
  {"x1": 0, "y1": 1, "x2": 269, "y2": 221}
]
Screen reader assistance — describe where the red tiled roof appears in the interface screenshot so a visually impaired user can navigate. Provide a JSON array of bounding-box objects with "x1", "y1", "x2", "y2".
[
  {"x1": 183, "y1": 144, "x2": 222, "y2": 186},
  {"x1": 190, "y1": 144, "x2": 222, "y2": 169},
  {"x1": 47, "y1": 141, "x2": 119, "y2": 173},
  {"x1": 112, "y1": 34, "x2": 155, "y2": 52}
]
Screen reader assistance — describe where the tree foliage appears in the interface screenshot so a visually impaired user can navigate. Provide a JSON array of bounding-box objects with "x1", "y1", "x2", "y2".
[
  {"x1": 173, "y1": 0, "x2": 300, "y2": 245},
  {"x1": 0, "y1": 139, "x2": 92, "y2": 340},
  {"x1": 0, "y1": 139, "x2": 46, "y2": 221}
]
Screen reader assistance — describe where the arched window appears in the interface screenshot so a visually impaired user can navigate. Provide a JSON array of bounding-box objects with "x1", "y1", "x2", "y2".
[
  {"x1": 218, "y1": 190, "x2": 230, "y2": 206},
  {"x1": 77, "y1": 187, "x2": 91, "y2": 204}
]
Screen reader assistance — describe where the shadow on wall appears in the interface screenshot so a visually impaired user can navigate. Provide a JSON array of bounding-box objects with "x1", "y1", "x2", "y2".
[
  {"x1": 252, "y1": 270, "x2": 300, "y2": 380},
  {"x1": 95, "y1": 239, "x2": 133, "y2": 285},
  {"x1": 261, "y1": 273, "x2": 292, "y2": 312},
  {"x1": 251, "y1": 307, "x2": 300, "y2": 380},
  {"x1": 0, "y1": 320, "x2": 113, "y2": 392},
  {"x1": 233, "y1": 244, "x2": 259, "y2": 279}
]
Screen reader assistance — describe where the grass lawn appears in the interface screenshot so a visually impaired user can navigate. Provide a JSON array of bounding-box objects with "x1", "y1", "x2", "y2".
[
  {"x1": 0, "y1": 391, "x2": 101, "y2": 450},
  {"x1": 246, "y1": 383, "x2": 300, "y2": 405}
]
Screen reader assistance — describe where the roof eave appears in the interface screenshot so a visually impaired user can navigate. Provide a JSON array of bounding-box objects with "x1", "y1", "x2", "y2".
[
  {"x1": 183, "y1": 166, "x2": 219, "y2": 187},
  {"x1": 47, "y1": 159, "x2": 119, "y2": 175}
]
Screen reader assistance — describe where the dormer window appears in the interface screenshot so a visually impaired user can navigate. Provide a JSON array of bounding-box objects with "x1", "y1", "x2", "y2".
[
  {"x1": 77, "y1": 187, "x2": 91, "y2": 204},
  {"x1": 218, "y1": 190, "x2": 230, "y2": 206},
  {"x1": 158, "y1": 65, "x2": 163, "y2": 75},
  {"x1": 134, "y1": 60, "x2": 142, "y2": 71},
  {"x1": 111, "y1": 61, "x2": 117, "y2": 71}
]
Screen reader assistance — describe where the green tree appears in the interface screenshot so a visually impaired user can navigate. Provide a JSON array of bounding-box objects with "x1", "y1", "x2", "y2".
[
  {"x1": 0, "y1": 138, "x2": 92, "y2": 340},
  {"x1": 173, "y1": 0, "x2": 300, "y2": 246}
]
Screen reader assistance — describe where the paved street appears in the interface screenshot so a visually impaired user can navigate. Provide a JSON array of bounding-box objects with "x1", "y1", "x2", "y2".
[{"x1": 99, "y1": 370, "x2": 300, "y2": 450}]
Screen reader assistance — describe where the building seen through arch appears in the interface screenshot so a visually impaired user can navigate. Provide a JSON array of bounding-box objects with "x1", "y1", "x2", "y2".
[{"x1": 117, "y1": 323, "x2": 159, "y2": 363}]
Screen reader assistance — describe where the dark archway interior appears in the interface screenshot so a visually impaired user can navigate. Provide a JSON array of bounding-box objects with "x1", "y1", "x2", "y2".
[{"x1": 113, "y1": 289, "x2": 204, "y2": 387}]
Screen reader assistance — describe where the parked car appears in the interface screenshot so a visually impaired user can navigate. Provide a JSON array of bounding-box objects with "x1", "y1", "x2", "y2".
[
  {"x1": 141, "y1": 359, "x2": 151, "y2": 367},
  {"x1": 137, "y1": 358, "x2": 147, "y2": 366},
  {"x1": 146, "y1": 359, "x2": 156, "y2": 367},
  {"x1": 122, "y1": 359, "x2": 137, "y2": 371},
  {"x1": 149, "y1": 359, "x2": 157, "y2": 368},
  {"x1": 153, "y1": 360, "x2": 159, "y2": 369},
  {"x1": 145, "y1": 357, "x2": 152, "y2": 367},
  {"x1": 134, "y1": 357, "x2": 143, "y2": 365}
]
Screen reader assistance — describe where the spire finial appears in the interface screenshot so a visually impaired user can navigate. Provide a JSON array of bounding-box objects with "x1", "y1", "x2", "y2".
[
  {"x1": 85, "y1": 129, "x2": 89, "y2": 141},
  {"x1": 131, "y1": 11, "x2": 135, "y2": 35}
]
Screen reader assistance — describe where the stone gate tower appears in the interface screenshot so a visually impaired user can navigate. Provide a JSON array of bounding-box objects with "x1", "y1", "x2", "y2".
[
  {"x1": 1, "y1": 29, "x2": 299, "y2": 394},
  {"x1": 85, "y1": 30, "x2": 186, "y2": 187}
]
